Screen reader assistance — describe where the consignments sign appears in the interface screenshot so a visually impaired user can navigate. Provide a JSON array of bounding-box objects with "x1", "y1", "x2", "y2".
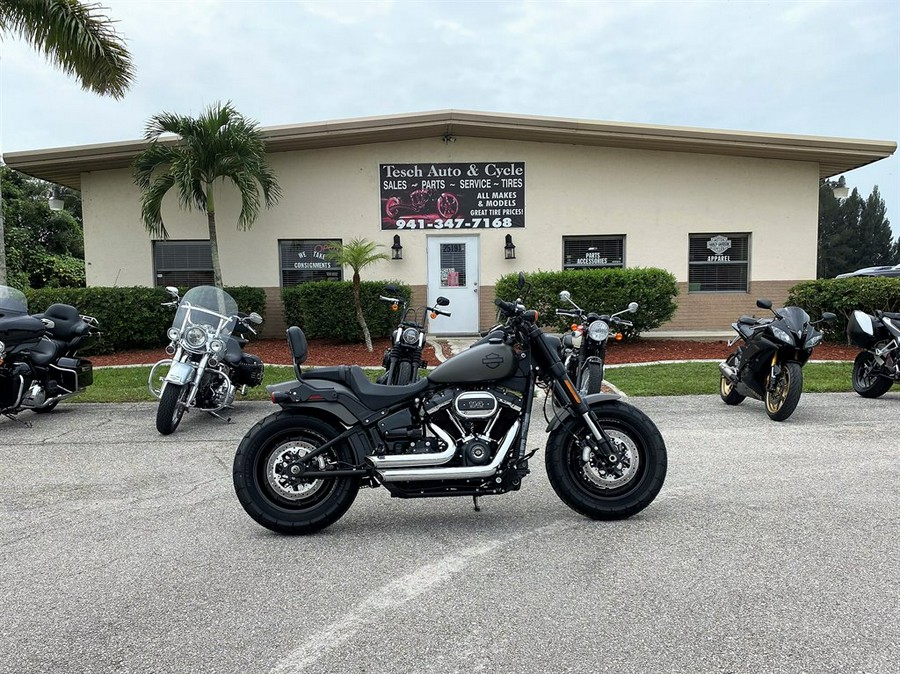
[{"x1": 380, "y1": 162, "x2": 525, "y2": 230}]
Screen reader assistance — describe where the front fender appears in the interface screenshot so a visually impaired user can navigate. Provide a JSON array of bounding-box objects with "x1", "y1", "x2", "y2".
[{"x1": 546, "y1": 393, "x2": 622, "y2": 433}]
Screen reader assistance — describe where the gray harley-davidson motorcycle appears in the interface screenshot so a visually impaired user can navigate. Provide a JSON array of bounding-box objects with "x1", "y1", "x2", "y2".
[{"x1": 232, "y1": 274, "x2": 667, "y2": 534}]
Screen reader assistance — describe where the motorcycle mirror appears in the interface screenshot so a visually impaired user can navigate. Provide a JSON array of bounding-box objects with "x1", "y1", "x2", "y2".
[
  {"x1": 756, "y1": 298, "x2": 773, "y2": 310},
  {"x1": 559, "y1": 290, "x2": 571, "y2": 302},
  {"x1": 822, "y1": 312, "x2": 837, "y2": 322},
  {"x1": 517, "y1": 272, "x2": 526, "y2": 289},
  {"x1": 628, "y1": 302, "x2": 639, "y2": 313},
  {"x1": 248, "y1": 312, "x2": 263, "y2": 325},
  {"x1": 385, "y1": 284, "x2": 399, "y2": 293},
  {"x1": 437, "y1": 296, "x2": 450, "y2": 306},
  {"x1": 166, "y1": 286, "x2": 180, "y2": 298}
]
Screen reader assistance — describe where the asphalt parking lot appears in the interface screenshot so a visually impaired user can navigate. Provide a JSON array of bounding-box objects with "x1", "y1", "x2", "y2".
[{"x1": 1, "y1": 392, "x2": 898, "y2": 674}]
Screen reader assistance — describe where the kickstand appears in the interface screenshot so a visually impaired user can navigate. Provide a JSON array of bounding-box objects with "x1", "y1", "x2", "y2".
[
  {"x1": 3, "y1": 413, "x2": 32, "y2": 428},
  {"x1": 472, "y1": 496, "x2": 481, "y2": 512},
  {"x1": 207, "y1": 410, "x2": 232, "y2": 424}
]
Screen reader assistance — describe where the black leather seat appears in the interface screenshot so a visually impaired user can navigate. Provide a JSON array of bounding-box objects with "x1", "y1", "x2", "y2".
[
  {"x1": 27, "y1": 337, "x2": 60, "y2": 366},
  {"x1": 304, "y1": 364, "x2": 429, "y2": 407},
  {"x1": 41, "y1": 304, "x2": 88, "y2": 343}
]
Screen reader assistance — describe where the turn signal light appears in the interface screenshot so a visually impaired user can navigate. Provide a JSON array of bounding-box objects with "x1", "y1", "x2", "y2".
[
  {"x1": 615, "y1": 333, "x2": 623, "y2": 341},
  {"x1": 431, "y1": 312, "x2": 438, "y2": 319},
  {"x1": 392, "y1": 303, "x2": 399, "y2": 311}
]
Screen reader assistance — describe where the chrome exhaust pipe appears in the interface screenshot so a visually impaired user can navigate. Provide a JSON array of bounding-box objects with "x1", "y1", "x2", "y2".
[
  {"x1": 719, "y1": 362, "x2": 738, "y2": 381},
  {"x1": 368, "y1": 424, "x2": 457, "y2": 469},
  {"x1": 378, "y1": 420, "x2": 520, "y2": 482}
]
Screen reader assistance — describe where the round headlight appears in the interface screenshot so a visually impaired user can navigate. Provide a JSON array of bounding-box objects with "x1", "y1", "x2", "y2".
[
  {"x1": 402, "y1": 327, "x2": 419, "y2": 345},
  {"x1": 210, "y1": 338, "x2": 225, "y2": 354},
  {"x1": 587, "y1": 320, "x2": 609, "y2": 342},
  {"x1": 771, "y1": 326, "x2": 794, "y2": 345},
  {"x1": 167, "y1": 327, "x2": 180, "y2": 341},
  {"x1": 185, "y1": 326, "x2": 208, "y2": 349}
]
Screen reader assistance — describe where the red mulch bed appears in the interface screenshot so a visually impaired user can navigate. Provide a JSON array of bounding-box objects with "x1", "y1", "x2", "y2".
[{"x1": 91, "y1": 337, "x2": 859, "y2": 367}]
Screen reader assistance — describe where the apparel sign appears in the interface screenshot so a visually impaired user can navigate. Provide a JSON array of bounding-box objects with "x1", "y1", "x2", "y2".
[{"x1": 380, "y1": 162, "x2": 525, "y2": 230}]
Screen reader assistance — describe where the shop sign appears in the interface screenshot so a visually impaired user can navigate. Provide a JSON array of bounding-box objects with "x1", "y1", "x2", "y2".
[
  {"x1": 706, "y1": 235, "x2": 732, "y2": 262},
  {"x1": 380, "y1": 162, "x2": 525, "y2": 230}
]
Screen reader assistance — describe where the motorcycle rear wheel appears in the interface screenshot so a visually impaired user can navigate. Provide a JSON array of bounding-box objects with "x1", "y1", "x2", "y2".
[
  {"x1": 719, "y1": 354, "x2": 745, "y2": 405},
  {"x1": 545, "y1": 401, "x2": 667, "y2": 520},
  {"x1": 851, "y1": 351, "x2": 893, "y2": 398},
  {"x1": 232, "y1": 412, "x2": 360, "y2": 535},
  {"x1": 765, "y1": 361, "x2": 803, "y2": 421},
  {"x1": 156, "y1": 383, "x2": 189, "y2": 435}
]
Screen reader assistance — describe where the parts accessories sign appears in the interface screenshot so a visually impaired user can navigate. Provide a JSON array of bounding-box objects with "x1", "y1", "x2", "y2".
[{"x1": 380, "y1": 162, "x2": 525, "y2": 230}]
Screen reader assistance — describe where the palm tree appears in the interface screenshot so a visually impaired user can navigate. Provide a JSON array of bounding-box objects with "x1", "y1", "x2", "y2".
[
  {"x1": 133, "y1": 102, "x2": 282, "y2": 288},
  {"x1": 326, "y1": 238, "x2": 389, "y2": 352},
  {"x1": 0, "y1": 0, "x2": 134, "y2": 285}
]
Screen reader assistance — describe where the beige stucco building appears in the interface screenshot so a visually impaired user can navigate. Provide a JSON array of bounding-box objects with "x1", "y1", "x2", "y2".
[{"x1": 6, "y1": 110, "x2": 895, "y2": 337}]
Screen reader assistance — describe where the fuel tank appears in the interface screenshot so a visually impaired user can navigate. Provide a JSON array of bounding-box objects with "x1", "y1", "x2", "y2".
[
  {"x1": 0, "y1": 315, "x2": 46, "y2": 347},
  {"x1": 429, "y1": 342, "x2": 516, "y2": 384}
]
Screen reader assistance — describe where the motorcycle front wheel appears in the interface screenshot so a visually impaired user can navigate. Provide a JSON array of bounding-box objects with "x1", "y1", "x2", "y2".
[
  {"x1": 545, "y1": 401, "x2": 667, "y2": 520},
  {"x1": 156, "y1": 382, "x2": 190, "y2": 435},
  {"x1": 232, "y1": 412, "x2": 360, "y2": 535},
  {"x1": 576, "y1": 361, "x2": 603, "y2": 395},
  {"x1": 851, "y1": 351, "x2": 893, "y2": 398},
  {"x1": 765, "y1": 361, "x2": 803, "y2": 421},
  {"x1": 392, "y1": 360, "x2": 414, "y2": 385}
]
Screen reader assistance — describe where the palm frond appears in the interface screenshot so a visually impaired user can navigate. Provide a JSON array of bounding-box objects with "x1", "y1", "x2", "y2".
[{"x1": 1, "y1": 0, "x2": 135, "y2": 99}]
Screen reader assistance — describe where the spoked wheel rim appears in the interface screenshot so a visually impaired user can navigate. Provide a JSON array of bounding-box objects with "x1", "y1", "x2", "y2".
[
  {"x1": 437, "y1": 194, "x2": 459, "y2": 218},
  {"x1": 854, "y1": 354, "x2": 880, "y2": 388},
  {"x1": 567, "y1": 425, "x2": 643, "y2": 496},
  {"x1": 172, "y1": 386, "x2": 189, "y2": 425},
  {"x1": 259, "y1": 434, "x2": 337, "y2": 508}
]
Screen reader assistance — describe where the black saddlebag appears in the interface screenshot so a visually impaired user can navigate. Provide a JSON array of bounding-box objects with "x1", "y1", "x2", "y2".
[
  {"x1": 50, "y1": 357, "x2": 93, "y2": 391},
  {"x1": 232, "y1": 354, "x2": 264, "y2": 387}
]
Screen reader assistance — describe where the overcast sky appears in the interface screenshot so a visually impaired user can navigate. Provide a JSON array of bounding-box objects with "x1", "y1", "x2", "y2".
[{"x1": 2, "y1": 0, "x2": 898, "y2": 236}]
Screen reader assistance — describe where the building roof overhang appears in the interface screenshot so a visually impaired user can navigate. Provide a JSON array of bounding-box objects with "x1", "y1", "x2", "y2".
[{"x1": 4, "y1": 109, "x2": 896, "y2": 190}]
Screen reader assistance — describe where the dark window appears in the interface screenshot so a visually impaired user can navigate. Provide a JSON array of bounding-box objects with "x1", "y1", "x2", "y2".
[
  {"x1": 153, "y1": 240, "x2": 214, "y2": 287},
  {"x1": 688, "y1": 233, "x2": 750, "y2": 292},
  {"x1": 563, "y1": 236, "x2": 625, "y2": 270},
  {"x1": 439, "y1": 242, "x2": 467, "y2": 287},
  {"x1": 279, "y1": 240, "x2": 343, "y2": 286}
]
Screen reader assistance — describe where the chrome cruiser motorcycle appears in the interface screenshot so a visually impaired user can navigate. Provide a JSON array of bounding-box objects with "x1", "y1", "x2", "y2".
[
  {"x1": 232, "y1": 274, "x2": 667, "y2": 535},
  {"x1": 556, "y1": 290, "x2": 638, "y2": 395},
  {"x1": 376, "y1": 285, "x2": 451, "y2": 385},
  {"x1": 847, "y1": 309, "x2": 900, "y2": 398},
  {"x1": 149, "y1": 286, "x2": 264, "y2": 435},
  {"x1": 719, "y1": 299, "x2": 835, "y2": 421},
  {"x1": 0, "y1": 286, "x2": 98, "y2": 420}
]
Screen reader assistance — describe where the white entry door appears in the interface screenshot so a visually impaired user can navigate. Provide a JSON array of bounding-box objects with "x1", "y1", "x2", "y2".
[{"x1": 427, "y1": 235, "x2": 480, "y2": 335}]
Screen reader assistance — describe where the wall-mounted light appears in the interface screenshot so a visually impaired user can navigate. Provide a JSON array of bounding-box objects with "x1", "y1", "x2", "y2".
[
  {"x1": 504, "y1": 233, "x2": 516, "y2": 260},
  {"x1": 442, "y1": 133, "x2": 456, "y2": 144},
  {"x1": 391, "y1": 234, "x2": 403, "y2": 260},
  {"x1": 832, "y1": 185, "x2": 850, "y2": 199},
  {"x1": 48, "y1": 190, "x2": 64, "y2": 211}
]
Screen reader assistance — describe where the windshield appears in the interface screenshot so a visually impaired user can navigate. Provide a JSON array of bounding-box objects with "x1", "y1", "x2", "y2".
[
  {"x1": 173, "y1": 286, "x2": 238, "y2": 335},
  {"x1": 0, "y1": 286, "x2": 28, "y2": 316},
  {"x1": 777, "y1": 306, "x2": 811, "y2": 331}
]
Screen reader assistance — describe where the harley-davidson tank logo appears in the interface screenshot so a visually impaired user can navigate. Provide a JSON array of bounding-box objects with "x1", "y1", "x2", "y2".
[
  {"x1": 706, "y1": 235, "x2": 732, "y2": 255},
  {"x1": 482, "y1": 352, "x2": 504, "y2": 369}
]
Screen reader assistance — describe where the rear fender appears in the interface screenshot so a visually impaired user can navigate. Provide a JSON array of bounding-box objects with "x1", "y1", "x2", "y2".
[
  {"x1": 546, "y1": 393, "x2": 621, "y2": 433},
  {"x1": 267, "y1": 379, "x2": 371, "y2": 426}
]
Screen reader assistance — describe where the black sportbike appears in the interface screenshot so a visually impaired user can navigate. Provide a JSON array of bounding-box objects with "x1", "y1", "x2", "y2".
[
  {"x1": 376, "y1": 284, "x2": 450, "y2": 385},
  {"x1": 0, "y1": 285, "x2": 98, "y2": 420},
  {"x1": 847, "y1": 309, "x2": 900, "y2": 398},
  {"x1": 232, "y1": 274, "x2": 667, "y2": 534},
  {"x1": 719, "y1": 299, "x2": 835, "y2": 421}
]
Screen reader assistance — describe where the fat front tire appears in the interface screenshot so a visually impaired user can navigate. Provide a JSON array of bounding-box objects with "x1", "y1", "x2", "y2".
[
  {"x1": 719, "y1": 354, "x2": 745, "y2": 405},
  {"x1": 232, "y1": 412, "x2": 360, "y2": 535},
  {"x1": 852, "y1": 351, "x2": 893, "y2": 398},
  {"x1": 545, "y1": 401, "x2": 667, "y2": 520},
  {"x1": 156, "y1": 383, "x2": 189, "y2": 435},
  {"x1": 577, "y1": 361, "x2": 603, "y2": 395},
  {"x1": 765, "y1": 361, "x2": 803, "y2": 421}
]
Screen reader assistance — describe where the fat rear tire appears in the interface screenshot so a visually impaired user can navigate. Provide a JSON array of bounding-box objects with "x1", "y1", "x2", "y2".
[
  {"x1": 852, "y1": 351, "x2": 893, "y2": 398},
  {"x1": 156, "y1": 383, "x2": 188, "y2": 435},
  {"x1": 232, "y1": 412, "x2": 360, "y2": 535},
  {"x1": 765, "y1": 361, "x2": 803, "y2": 421},
  {"x1": 545, "y1": 401, "x2": 667, "y2": 520}
]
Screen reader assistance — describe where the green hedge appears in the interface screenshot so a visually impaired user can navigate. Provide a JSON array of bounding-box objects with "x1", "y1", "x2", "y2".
[
  {"x1": 494, "y1": 268, "x2": 679, "y2": 339},
  {"x1": 25, "y1": 285, "x2": 267, "y2": 354},
  {"x1": 282, "y1": 281, "x2": 411, "y2": 342},
  {"x1": 787, "y1": 277, "x2": 900, "y2": 343}
]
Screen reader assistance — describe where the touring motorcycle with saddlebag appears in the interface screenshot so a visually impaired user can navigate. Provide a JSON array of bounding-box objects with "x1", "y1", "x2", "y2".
[{"x1": 847, "y1": 309, "x2": 900, "y2": 398}]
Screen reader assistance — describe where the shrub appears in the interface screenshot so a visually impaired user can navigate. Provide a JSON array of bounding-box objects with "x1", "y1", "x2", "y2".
[
  {"x1": 494, "y1": 268, "x2": 679, "y2": 339},
  {"x1": 282, "y1": 281, "x2": 411, "y2": 342},
  {"x1": 25, "y1": 285, "x2": 267, "y2": 354},
  {"x1": 787, "y1": 277, "x2": 900, "y2": 343}
]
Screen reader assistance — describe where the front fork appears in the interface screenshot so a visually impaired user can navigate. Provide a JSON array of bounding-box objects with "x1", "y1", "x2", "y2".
[{"x1": 767, "y1": 352, "x2": 782, "y2": 391}]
